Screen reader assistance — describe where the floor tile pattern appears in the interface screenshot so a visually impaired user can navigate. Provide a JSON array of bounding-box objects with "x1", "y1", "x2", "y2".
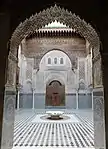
[{"x1": 13, "y1": 110, "x2": 94, "y2": 148}]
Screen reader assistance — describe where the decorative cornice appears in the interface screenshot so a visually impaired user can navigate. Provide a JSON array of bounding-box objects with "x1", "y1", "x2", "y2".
[
  {"x1": 25, "y1": 37, "x2": 85, "y2": 45},
  {"x1": 10, "y1": 4, "x2": 100, "y2": 56},
  {"x1": 26, "y1": 29, "x2": 82, "y2": 39}
]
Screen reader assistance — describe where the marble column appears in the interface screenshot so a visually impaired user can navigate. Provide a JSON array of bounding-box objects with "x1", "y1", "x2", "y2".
[
  {"x1": 76, "y1": 91, "x2": 79, "y2": 109},
  {"x1": 0, "y1": 12, "x2": 16, "y2": 149},
  {"x1": 92, "y1": 91, "x2": 93, "y2": 110},
  {"x1": 32, "y1": 90, "x2": 34, "y2": 109},
  {"x1": 17, "y1": 90, "x2": 20, "y2": 110},
  {"x1": 1, "y1": 52, "x2": 17, "y2": 149}
]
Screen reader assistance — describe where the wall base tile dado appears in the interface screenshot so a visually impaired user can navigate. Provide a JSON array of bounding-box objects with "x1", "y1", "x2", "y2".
[
  {"x1": 34, "y1": 94, "x2": 45, "y2": 109},
  {"x1": 93, "y1": 88, "x2": 105, "y2": 149},
  {"x1": 1, "y1": 90, "x2": 16, "y2": 149},
  {"x1": 66, "y1": 94, "x2": 76, "y2": 109}
]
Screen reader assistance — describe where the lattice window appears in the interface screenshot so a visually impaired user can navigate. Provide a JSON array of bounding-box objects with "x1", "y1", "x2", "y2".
[
  {"x1": 79, "y1": 60, "x2": 85, "y2": 81},
  {"x1": 26, "y1": 67, "x2": 32, "y2": 79}
]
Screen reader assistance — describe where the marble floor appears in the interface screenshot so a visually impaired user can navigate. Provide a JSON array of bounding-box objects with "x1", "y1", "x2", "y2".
[{"x1": 13, "y1": 109, "x2": 94, "y2": 149}]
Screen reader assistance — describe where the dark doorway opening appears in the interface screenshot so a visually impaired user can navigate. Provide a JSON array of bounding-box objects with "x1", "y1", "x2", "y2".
[{"x1": 46, "y1": 80, "x2": 65, "y2": 108}]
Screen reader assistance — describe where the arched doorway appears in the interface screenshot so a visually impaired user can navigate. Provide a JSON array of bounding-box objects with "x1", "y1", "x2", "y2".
[{"x1": 46, "y1": 80, "x2": 65, "y2": 108}]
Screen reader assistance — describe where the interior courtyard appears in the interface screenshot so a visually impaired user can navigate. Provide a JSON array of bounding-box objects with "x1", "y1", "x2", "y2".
[{"x1": 0, "y1": 1, "x2": 107, "y2": 149}]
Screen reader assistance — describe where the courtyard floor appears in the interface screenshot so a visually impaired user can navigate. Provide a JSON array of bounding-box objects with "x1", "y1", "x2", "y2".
[{"x1": 12, "y1": 109, "x2": 94, "y2": 149}]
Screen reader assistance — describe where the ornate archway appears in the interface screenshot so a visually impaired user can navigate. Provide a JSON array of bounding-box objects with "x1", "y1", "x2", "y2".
[
  {"x1": 8, "y1": 4, "x2": 102, "y2": 89},
  {"x1": 4, "y1": 4, "x2": 105, "y2": 149},
  {"x1": 10, "y1": 4, "x2": 99, "y2": 54}
]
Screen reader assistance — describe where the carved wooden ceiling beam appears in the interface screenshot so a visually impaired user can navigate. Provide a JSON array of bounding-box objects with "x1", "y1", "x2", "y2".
[{"x1": 26, "y1": 30, "x2": 82, "y2": 39}]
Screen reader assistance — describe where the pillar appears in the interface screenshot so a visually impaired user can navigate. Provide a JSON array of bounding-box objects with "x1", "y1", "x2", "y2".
[
  {"x1": 17, "y1": 90, "x2": 20, "y2": 110},
  {"x1": 93, "y1": 53, "x2": 105, "y2": 149},
  {"x1": 92, "y1": 90, "x2": 93, "y2": 110},
  {"x1": 1, "y1": 51, "x2": 17, "y2": 149},
  {"x1": 76, "y1": 91, "x2": 78, "y2": 109},
  {"x1": 102, "y1": 53, "x2": 108, "y2": 149},
  {"x1": 32, "y1": 89, "x2": 34, "y2": 109},
  {"x1": 0, "y1": 12, "x2": 15, "y2": 149}
]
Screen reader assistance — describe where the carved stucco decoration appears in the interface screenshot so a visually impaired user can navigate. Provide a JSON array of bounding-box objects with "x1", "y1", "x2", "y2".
[
  {"x1": 9, "y1": 4, "x2": 102, "y2": 88},
  {"x1": 93, "y1": 58, "x2": 103, "y2": 87},
  {"x1": 4, "y1": 96, "x2": 15, "y2": 122},
  {"x1": 7, "y1": 59, "x2": 14, "y2": 85},
  {"x1": 10, "y1": 4, "x2": 100, "y2": 57},
  {"x1": 94, "y1": 97, "x2": 104, "y2": 121},
  {"x1": 34, "y1": 49, "x2": 78, "y2": 70}
]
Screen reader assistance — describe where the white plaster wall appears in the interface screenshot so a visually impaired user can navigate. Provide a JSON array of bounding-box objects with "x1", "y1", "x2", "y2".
[
  {"x1": 35, "y1": 71, "x2": 45, "y2": 93},
  {"x1": 39, "y1": 50, "x2": 72, "y2": 70}
]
